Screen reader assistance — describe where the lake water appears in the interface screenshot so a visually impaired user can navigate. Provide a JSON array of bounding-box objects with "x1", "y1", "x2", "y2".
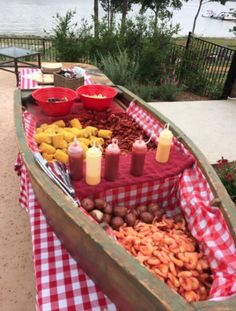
[{"x1": 0, "y1": 0, "x2": 235, "y2": 37}]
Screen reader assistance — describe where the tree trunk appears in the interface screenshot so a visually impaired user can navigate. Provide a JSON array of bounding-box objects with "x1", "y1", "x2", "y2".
[
  {"x1": 107, "y1": 0, "x2": 110, "y2": 28},
  {"x1": 121, "y1": 0, "x2": 128, "y2": 33},
  {"x1": 154, "y1": 10, "x2": 158, "y2": 31},
  {"x1": 110, "y1": 7, "x2": 115, "y2": 29},
  {"x1": 192, "y1": 0, "x2": 203, "y2": 34},
  {"x1": 154, "y1": 2, "x2": 160, "y2": 32},
  {"x1": 94, "y1": 0, "x2": 99, "y2": 37}
]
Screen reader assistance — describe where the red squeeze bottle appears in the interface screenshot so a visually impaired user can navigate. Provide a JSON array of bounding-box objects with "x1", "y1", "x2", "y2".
[
  {"x1": 130, "y1": 137, "x2": 147, "y2": 176},
  {"x1": 68, "y1": 138, "x2": 83, "y2": 180},
  {"x1": 104, "y1": 139, "x2": 120, "y2": 181}
]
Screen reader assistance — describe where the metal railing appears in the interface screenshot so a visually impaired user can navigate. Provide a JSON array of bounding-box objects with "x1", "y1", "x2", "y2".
[
  {"x1": 0, "y1": 34, "x2": 235, "y2": 98},
  {"x1": 0, "y1": 36, "x2": 56, "y2": 61},
  {"x1": 181, "y1": 32, "x2": 235, "y2": 98}
]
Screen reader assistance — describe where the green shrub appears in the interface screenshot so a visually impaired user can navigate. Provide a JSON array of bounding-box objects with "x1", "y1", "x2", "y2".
[
  {"x1": 50, "y1": 10, "x2": 81, "y2": 62},
  {"x1": 206, "y1": 81, "x2": 223, "y2": 99},
  {"x1": 98, "y1": 49, "x2": 139, "y2": 86},
  {"x1": 128, "y1": 81, "x2": 160, "y2": 102},
  {"x1": 157, "y1": 84, "x2": 183, "y2": 101},
  {"x1": 137, "y1": 34, "x2": 174, "y2": 84}
]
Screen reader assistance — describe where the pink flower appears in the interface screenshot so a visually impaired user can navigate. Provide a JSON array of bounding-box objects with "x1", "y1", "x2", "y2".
[
  {"x1": 226, "y1": 173, "x2": 234, "y2": 182},
  {"x1": 162, "y1": 64, "x2": 167, "y2": 74},
  {"x1": 217, "y1": 156, "x2": 229, "y2": 167}
]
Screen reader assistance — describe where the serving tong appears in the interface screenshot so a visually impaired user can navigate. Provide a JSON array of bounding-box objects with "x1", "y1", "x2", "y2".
[{"x1": 33, "y1": 152, "x2": 80, "y2": 206}]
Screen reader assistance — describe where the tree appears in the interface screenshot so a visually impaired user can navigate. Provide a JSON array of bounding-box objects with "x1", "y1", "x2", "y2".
[
  {"x1": 94, "y1": 0, "x2": 99, "y2": 37},
  {"x1": 192, "y1": 0, "x2": 228, "y2": 34},
  {"x1": 100, "y1": 0, "x2": 119, "y2": 29},
  {"x1": 120, "y1": 0, "x2": 129, "y2": 32},
  {"x1": 100, "y1": 0, "x2": 135, "y2": 32},
  {"x1": 138, "y1": 0, "x2": 183, "y2": 30}
]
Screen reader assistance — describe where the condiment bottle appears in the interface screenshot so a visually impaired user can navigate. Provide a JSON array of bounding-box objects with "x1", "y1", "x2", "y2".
[
  {"x1": 156, "y1": 124, "x2": 173, "y2": 163},
  {"x1": 68, "y1": 138, "x2": 83, "y2": 180},
  {"x1": 104, "y1": 139, "x2": 120, "y2": 181},
  {"x1": 130, "y1": 137, "x2": 147, "y2": 176},
  {"x1": 86, "y1": 145, "x2": 102, "y2": 185}
]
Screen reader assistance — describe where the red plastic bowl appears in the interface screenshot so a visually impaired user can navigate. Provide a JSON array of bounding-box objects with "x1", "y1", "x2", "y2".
[
  {"x1": 76, "y1": 84, "x2": 117, "y2": 111},
  {"x1": 32, "y1": 87, "x2": 77, "y2": 116}
]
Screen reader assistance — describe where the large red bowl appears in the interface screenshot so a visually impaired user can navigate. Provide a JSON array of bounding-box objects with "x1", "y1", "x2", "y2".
[
  {"x1": 76, "y1": 84, "x2": 117, "y2": 111},
  {"x1": 32, "y1": 87, "x2": 77, "y2": 116}
]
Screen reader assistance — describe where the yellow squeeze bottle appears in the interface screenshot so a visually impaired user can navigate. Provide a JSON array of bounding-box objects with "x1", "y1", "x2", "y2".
[
  {"x1": 85, "y1": 145, "x2": 102, "y2": 185},
  {"x1": 156, "y1": 124, "x2": 173, "y2": 163}
]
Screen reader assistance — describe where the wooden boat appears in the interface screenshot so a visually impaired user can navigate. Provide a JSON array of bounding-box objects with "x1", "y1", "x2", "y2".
[{"x1": 14, "y1": 64, "x2": 236, "y2": 311}]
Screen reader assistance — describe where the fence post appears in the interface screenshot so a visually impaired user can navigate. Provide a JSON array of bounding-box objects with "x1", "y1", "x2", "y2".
[
  {"x1": 222, "y1": 50, "x2": 236, "y2": 99},
  {"x1": 42, "y1": 39, "x2": 46, "y2": 59},
  {"x1": 186, "y1": 32, "x2": 192, "y2": 50},
  {"x1": 179, "y1": 32, "x2": 192, "y2": 81}
]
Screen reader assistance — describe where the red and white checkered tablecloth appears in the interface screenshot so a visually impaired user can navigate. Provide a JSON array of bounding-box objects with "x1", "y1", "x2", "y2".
[
  {"x1": 15, "y1": 156, "x2": 117, "y2": 311},
  {"x1": 19, "y1": 68, "x2": 93, "y2": 91},
  {"x1": 126, "y1": 102, "x2": 236, "y2": 299},
  {"x1": 15, "y1": 101, "x2": 236, "y2": 310}
]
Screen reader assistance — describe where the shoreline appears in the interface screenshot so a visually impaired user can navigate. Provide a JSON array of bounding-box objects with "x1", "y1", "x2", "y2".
[
  {"x1": 0, "y1": 34, "x2": 235, "y2": 49},
  {"x1": 0, "y1": 33, "x2": 235, "y2": 39}
]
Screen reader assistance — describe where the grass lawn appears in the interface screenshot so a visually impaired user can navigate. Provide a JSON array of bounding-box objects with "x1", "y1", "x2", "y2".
[{"x1": 175, "y1": 37, "x2": 236, "y2": 49}]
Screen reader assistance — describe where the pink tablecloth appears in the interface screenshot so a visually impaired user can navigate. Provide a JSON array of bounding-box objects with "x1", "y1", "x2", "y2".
[{"x1": 19, "y1": 68, "x2": 93, "y2": 90}]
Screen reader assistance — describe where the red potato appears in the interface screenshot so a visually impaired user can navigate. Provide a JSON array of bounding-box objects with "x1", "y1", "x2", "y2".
[
  {"x1": 103, "y1": 203, "x2": 113, "y2": 214},
  {"x1": 81, "y1": 197, "x2": 95, "y2": 212},
  {"x1": 140, "y1": 212, "x2": 154, "y2": 224},
  {"x1": 124, "y1": 213, "x2": 136, "y2": 227},
  {"x1": 102, "y1": 214, "x2": 112, "y2": 224},
  {"x1": 94, "y1": 198, "x2": 107, "y2": 210},
  {"x1": 113, "y1": 206, "x2": 127, "y2": 218},
  {"x1": 111, "y1": 217, "x2": 124, "y2": 230}
]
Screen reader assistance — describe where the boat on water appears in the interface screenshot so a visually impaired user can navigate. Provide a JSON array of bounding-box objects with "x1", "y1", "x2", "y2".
[
  {"x1": 14, "y1": 64, "x2": 236, "y2": 310},
  {"x1": 202, "y1": 10, "x2": 215, "y2": 18},
  {"x1": 221, "y1": 11, "x2": 236, "y2": 21},
  {"x1": 202, "y1": 9, "x2": 236, "y2": 21}
]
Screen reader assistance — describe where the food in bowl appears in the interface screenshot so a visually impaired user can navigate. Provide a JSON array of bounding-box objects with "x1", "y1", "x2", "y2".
[
  {"x1": 32, "y1": 87, "x2": 77, "y2": 116},
  {"x1": 83, "y1": 93, "x2": 107, "y2": 99},
  {"x1": 47, "y1": 97, "x2": 68, "y2": 103},
  {"x1": 76, "y1": 84, "x2": 117, "y2": 111}
]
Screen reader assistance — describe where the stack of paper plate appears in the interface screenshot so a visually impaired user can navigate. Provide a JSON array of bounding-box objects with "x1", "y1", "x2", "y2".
[
  {"x1": 27, "y1": 72, "x2": 54, "y2": 84},
  {"x1": 41, "y1": 62, "x2": 62, "y2": 74}
]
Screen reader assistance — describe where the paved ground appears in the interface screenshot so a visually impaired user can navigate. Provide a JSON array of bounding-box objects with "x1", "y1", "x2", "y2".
[
  {"x1": 0, "y1": 71, "x2": 35, "y2": 310},
  {"x1": 148, "y1": 99, "x2": 236, "y2": 164},
  {"x1": 0, "y1": 68, "x2": 235, "y2": 310}
]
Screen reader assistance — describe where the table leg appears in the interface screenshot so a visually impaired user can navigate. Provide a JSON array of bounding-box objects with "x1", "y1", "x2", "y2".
[
  {"x1": 38, "y1": 53, "x2": 41, "y2": 68},
  {"x1": 14, "y1": 59, "x2": 19, "y2": 87}
]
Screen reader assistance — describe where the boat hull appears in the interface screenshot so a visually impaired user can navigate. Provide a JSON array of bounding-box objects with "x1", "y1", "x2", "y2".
[{"x1": 14, "y1": 65, "x2": 236, "y2": 310}]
